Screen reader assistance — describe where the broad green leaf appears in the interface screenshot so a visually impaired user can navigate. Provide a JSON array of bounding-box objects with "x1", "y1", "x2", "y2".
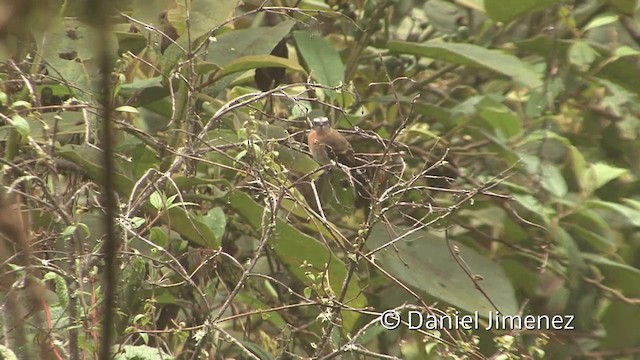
[
  {"x1": 585, "y1": 252, "x2": 640, "y2": 347},
  {"x1": 237, "y1": 341, "x2": 275, "y2": 360},
  {"x1": 293, "y1": 30, "x2": 346, "y2": 99},
  {"x1": 226, "y1": 190, "x2": 366, "y2": 332},
  {"x1": 587, "y1": 200, "x2": 640, "y2": 227},
  {"x1": 366, "y1": 223, "x2": 518, "y2": 317},
  {"x1": 114, "y1": 30, "x2": 147, "y2": 54},
  {"x1": 457, "y1": 0, "x2": 484, "y2": 11},
  {"x1": 113, "y1": 344, "x2": 172, "y2": 360},
  {"x1": 565, "y1": 209, "x2": 616, "y2": 252},
  {"x1": 163, "y1": 207, "x2": 219, "y2": 248},
  {"x1": 602, "y1": 301, "x2": 640, "y2": 349},
  {"x1": 0, "y1": 112, "x2": 85, "y2": 143},
  {"x1": 206, "y1": 21, "x2": 295, "y2": 67},
  {"x1": 583, "y1": 254, "x2": 640, "y2": 297},
  {"x1": 387, "y1": 41, "x2": 542, "y2": 88},
  {"x1": 115, "y1": 105, "x2": 138, "y2": 113},
  {"x1": 584, "y1": 13, "x2": 619, "y2": 31},
  {"x1": 568, "y1": 40, "x2": 599, "y2": 69},
  {"x1": 569, "y1": 146, "x2": 587, "y2": 189},
  {"x1": 130, "y1": 0, "x2": 171, "y2": 25},
  {"x1": 57, "y1": 144, "x2": 134, "y2": 195},
  {"x1": 519, "y1": 154, "x2": 568, "y2": 198},
  {"x1": 149, "y1": 227, "x2": 169, "y2": 249},
  {"x1": 202, "y1": 207, "x2": 227, "y2": 240},
  {"x1": 484, "y1": 0, "x2": 561, "y2": 23},
  {"x1": 622, "y1": 198, "x2": 640, "y2": 212},
  {"x1": 614, "y1": 45, "x2": 640, "y2": 58},
  {"x1": 221, "y1": 54, "x2": 304, "y2": 74},
  {"x1": 581, "y1": 163, "x2": 628, "y2": 191},
  {"x1": 10, "y1": 100, "x2": 31, "y2": 109},
  {"x1": 539, "y1": 165, "x2": 568, "y2": 198},
  {"x1": 553, "y1": 227, "x2": 584, "y2": 291},
  {"x1": 478, "y1": 102, "x2": 522, "y2": 139},
  {"x1": 202, "y1": 54, "x2": 305, "y2": 83},
  {"x1": 424, "y1": 0, "x2": 465, "y2": 34},
  {"x1": 35, "y1": 19, "x2": 117, "y2": 99},
  {"x1": 609, "y1": 0, "x2": 638, "y2": 14},
  {"x1": 120, "y1": 77, "x2": 163, "y2": 91},
  {"x1": 513, "y1": 194, "x2": 554, "y2": 222},
  {"x1": 10, "y1": 114, "x2": 30, "y2": 139},
  {"x1": 598, "y1": 56, "x2": 640, "y2": 96},
  {"x1": 188, "y1": 0, "x2": 236, "y2": 39},
  {"x1": 568, "y1": 224, "x2": 616, "y2": 252},
  {"x1": 275, "y1": 144, "x2": 319, "y2": 178},
  {"x1": 150, "y1": 191, "x2": 163, "y2": 209},
  {"x1": 57, "y1": 144, "x2": 218, "y2": 248},
  {"x1": 201, "y1": 21, "x2": 295, "y2": 95},
  {"x1": 516, "y1": 34, "x2": 640, "y2": 95}
]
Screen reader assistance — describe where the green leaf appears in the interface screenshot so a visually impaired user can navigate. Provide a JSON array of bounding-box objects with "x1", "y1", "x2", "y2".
[
  {"x1": 598, "y1": 56, "x2": 640, "y2": 96},
  {"x1": 57, "y1": 144, "x2": 134, "y2": 195},
  {"x1": 35, "y1": 19, "x2": 118, "y2": 100},
  {"x1": 568, "y1": 40, "x2": 599, "y2": 69},
  {"x1": 0, "y1": 344, "x2": 18, "y2": 360},
  {"x1": 609, "y1": 0, "x2": 638, "y2": 14},
  {"x1": 200, "y1": 21, "x2": 295, "y2": 94},
  {"x1": 424, "y1": 0, "x2": 465, "y2": 34},
  {"x1": 188, "y1": 0, "x2": 237, "y2": 40},
  {"x1": 161, "y1": 207, "x2": 219, "y2": 248},
  {"x1": 206, "y1": 21, "x2": 295, "y2": 67},
  {"x1": 552, "y1": 227, "x2": 584, "y2": 291},
  {"x1": 583, "y1": 254, "x2": 640, "y2": 297},
  {"x1": 120, "y1": 76, "x2": 163, "y2": 91},
  {"x1": 113, "y1": 344, "x2": 173, "y2": 360},
  {"x1": 387, "y1": 41, "x2": 542, "y2": 88},
  {"x1": 201, "y1": 207, "x2": 227, "y2": 240},
  {"x1": 202, "y1": 54, "x2": 305, "y2": 82},
  {"x1": 581, "y1": 163, "x2": 628, "y2": 191},
  {"x1": 226, "y1": 190, "x2": 366, "y2": 332},
  {"x1": 484, "y1": 0, "x2": 561, "y2": 23},
  {"x1": 57, "y1": 144, "x2": 217, "y2": 248},
  {"x1": 115, "y1": 105, "x2": 139, "y2": 113},
  {"x1": 584, "y1": 13, "x2": 619, "y2": 31},
  {"x1": 519, "y1": 154, "x2": 568, "y2": 198},
  {"x1": 150, "y1": 191, "x2": 163, "y2": 210},
  {"x1": 587, "y1": 200, "x2": 640, "y2": 227},
  {"x1": 565, "y1": 208, "x2": 616, "y2": 252},
  {"x1": 584, "y1": 254, "x2": 640, "y2": 348},
  {"x1": 10, "y1": 114, "x2": 30, "y2": 139},
  {"x1": 478, "y1": 101, "x2": 522, "y2": 139},
  {"x1": 293, "y1": 30, "x2": 346, "y2": 99},
  {"x1": 513, "y1": 194, "x2": 555, "y2": 223},
  {"x1": 366, "y1": 224, "x2": 518, "y2": 317},
  {"x1": 614, "y1": 45, "x2": 640, "y2": 58},
  {"x1": 10, "y1": 100, "x2": 31, "y2": 109}
]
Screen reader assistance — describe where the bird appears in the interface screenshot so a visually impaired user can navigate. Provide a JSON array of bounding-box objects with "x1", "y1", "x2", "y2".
[
  {"x1": 307, "y1": 117, "x2": 357, "y2": 167},
  {"x1": 307, "y1": 117, "x2": 374, "y2": 212},
  {"x1": 158, "y1": 10, "x2": 179, "y2": 54}
]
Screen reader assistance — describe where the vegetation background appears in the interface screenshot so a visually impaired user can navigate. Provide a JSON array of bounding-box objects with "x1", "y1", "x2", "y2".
[{"x1": 1, "y1": 0, "x2": 640, "y2": 359}]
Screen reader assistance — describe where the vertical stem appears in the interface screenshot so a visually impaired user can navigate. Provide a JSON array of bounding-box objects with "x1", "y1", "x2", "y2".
[{"x1": 92, "y1": 1, "x2": 117, "y2": 359}]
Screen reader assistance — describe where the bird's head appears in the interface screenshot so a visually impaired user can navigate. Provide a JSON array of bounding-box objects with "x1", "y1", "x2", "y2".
[{"x1": 311, "y1": 116, "x2": 331, "y2": 131}]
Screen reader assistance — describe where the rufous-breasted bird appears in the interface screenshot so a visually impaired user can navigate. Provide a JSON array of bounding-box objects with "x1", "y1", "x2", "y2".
[
  {"x1": 308, "y1": 117, "x2": 373, "y2": 208},
  {"x1": 159, "y1": 10, "x2": 179, "y2": 54},
  {"x1": 308, "y1": 117, "x2": 357, "y2": 166}
]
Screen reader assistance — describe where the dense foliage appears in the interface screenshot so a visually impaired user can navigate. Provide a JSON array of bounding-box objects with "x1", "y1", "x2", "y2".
[{"x1": 1, "y1": 0, "x2": 640, "y2": 359}]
